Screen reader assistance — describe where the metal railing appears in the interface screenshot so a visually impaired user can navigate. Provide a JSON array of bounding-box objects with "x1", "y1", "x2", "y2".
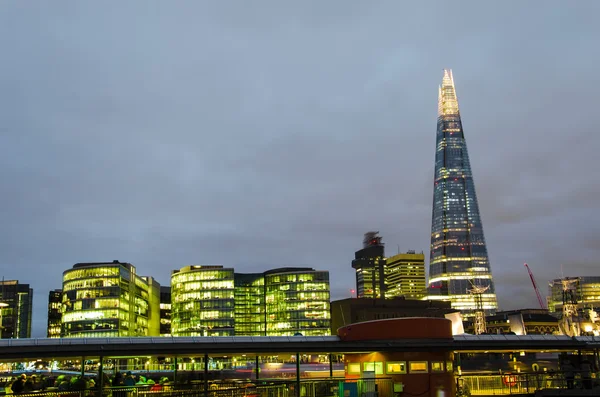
[
  {"x1": 1, "y1": 378, "x2": 393, "y2": 397},
  {"x1": 458, "y1": 371, "x2": 599, "y2": 395}
]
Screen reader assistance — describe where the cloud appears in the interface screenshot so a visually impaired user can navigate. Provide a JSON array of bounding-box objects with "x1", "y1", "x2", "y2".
[{"x1": 0, "y1": 1, "x2": 599, "y2": 336}]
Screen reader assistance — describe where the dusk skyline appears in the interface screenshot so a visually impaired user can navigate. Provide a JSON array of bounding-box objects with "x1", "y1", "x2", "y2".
[{"x1": 1, "y1": 2, "x2": 599, "y2": 336}]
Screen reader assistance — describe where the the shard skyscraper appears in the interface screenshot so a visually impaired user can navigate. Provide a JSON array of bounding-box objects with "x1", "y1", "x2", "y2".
[{"x1": 428, "y1": 70, "x2": 498, "y2": 315}]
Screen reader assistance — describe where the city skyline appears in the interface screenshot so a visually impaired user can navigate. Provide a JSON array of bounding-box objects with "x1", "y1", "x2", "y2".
[{"x1": 1, "y1": 2, "x2": 599, "y2": 337}]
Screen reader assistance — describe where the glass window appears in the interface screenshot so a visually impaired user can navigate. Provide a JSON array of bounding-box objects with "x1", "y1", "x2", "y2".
[
  {"x1": 431, "y1": 362, "x2": 444, "y2": 372},
  {"x1": 409, "y1": 361, "x2": 428, "y2": 373},
  {"x1": 446, "y1": 361, "x2": 453, "y2": 372},
  {"x1": 386, "y1": 362, "x2": 407, "y2": 374},
  {"x1": 363, "y1": 362, "x2": 384, "y2": 375},
  {"x1": 347, "y1": 363, "x2": 361, "y2": 375}
]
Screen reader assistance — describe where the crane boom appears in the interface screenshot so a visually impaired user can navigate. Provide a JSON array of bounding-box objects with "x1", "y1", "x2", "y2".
[{"x1": 524, "y1": 263, "x2": 546, "y2": 309}]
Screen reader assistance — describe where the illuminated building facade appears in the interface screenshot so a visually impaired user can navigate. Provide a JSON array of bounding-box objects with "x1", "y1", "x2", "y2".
[
  {"x1": 0, "y1": 280, "x2": 33, "y2": 339},
  {"x1": 47, "y1": 289, "x2": 63, "y2": 338},
  {"x1": 61, "y1": 261, "x2": 161, "y2": 337},
  {"x1": 385, "y1": 251, "x2": 426, "y2": 300},
  {"x1": 428, "y1": 70, "x2": 497, "y2": 315},
  {"x1": 265, "y1": 268, "x2": 330, "y2": 336},
  {"x1": 159, "y1": 286, "x2": 172, "y2": 336},
  {"x1": 352, "y1": 232, "x2": 386, "y2": 299},
  {"x1": 234, "y1": 273, "x2": 265, "y2": 336},
  {"x1": 548, "y1": 276, "x2": 600, "y2": 313},
  {"x1": 171, "y1": 265, "x2": 235, "y2": 336}
]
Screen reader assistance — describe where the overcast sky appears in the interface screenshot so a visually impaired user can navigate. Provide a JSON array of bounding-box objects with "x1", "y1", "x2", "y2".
[{"x1": 1, "y1": 2, "x2": 599, "y2": 337}]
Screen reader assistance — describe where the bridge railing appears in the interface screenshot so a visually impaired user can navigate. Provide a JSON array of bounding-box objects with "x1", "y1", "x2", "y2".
[
  {"x1": 1, "y1": 378, "x2": 393, "y2": 397},
  {"x1": 458, "y1": 371, "x2": 599, "y2": 395}
]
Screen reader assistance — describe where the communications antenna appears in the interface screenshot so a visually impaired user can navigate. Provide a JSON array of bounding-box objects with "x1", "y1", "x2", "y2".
[{"x1": 468, "y1": 280, "x2": 489, "y2": 335}]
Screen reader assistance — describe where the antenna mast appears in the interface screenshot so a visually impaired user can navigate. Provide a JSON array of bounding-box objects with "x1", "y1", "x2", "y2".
[{"x1": 468, "y1": 281, "x2": 489, "y2": 335}]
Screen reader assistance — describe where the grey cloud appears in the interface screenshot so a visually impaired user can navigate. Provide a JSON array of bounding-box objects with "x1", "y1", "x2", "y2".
[{"x1": 1, "y1": 1, "x2": 599, "y2": 336}]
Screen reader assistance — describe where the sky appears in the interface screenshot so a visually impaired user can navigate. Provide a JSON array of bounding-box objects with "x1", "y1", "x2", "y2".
[{"x1": 1, "y1": 1, "x2": 599, "y2": 337}]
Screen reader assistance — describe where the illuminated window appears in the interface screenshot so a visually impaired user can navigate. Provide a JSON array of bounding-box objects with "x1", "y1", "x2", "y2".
[
  {"x1": 363, "y1": 362, "x2": 383, "y2": 375},
  {"x1": 446, "y1": 361, "x2": 453, "y2": 372},
  {"x1": 431, "y1": 362, "x2": 444, "y2": 372},
  {"x1": 409, "y1": 362, "x2": 428, "y2": 373},
  {"x1": 347, "y1": 363, "x2": 361, "y2": 375},
  {"x1": 386, "y1": 362, "x2": 407, "y2": 374}
]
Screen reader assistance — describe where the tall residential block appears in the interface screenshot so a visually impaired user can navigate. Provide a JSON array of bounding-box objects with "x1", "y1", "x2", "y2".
[
  {"x1": 171, "y1": 265, "x2": 235, "y2": 336},
  {"x1": 385, "y1": 251, "x2": 426, "y2": 300},
  {"x1": 428, "y1": 70, "x2": 497, "y2": 314},
  {"x1": 47, "y1": 289, "x2": 63, "y2": 338},
  {"x1": 61, "y1": 261, "x2": 161, "y2": 337},
  {"x1": 0, "y1": 280, "x2": 33, "y2": 339},
  {"x1": 352, "y1": 232, "x2": 386, "y2": 299}
]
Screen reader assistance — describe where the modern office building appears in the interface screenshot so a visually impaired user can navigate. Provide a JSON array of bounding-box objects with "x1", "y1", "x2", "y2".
[
  {"x1": 159, "y1": 286, "x2": 172, "y2": 337},
  {"x1": 170, "y1": 265, "x2": 235, "y2": 337},
  {"x1": 234, "y1": 273, "x2": 265, "y2": 336},
  {"x1": 0, "y1": 280, "x2": 33, "y2": 339},
  {"x1": 330, "y1": 298, "x2": 456, "y2": 334},
  {"x1": 61, "y1": 261, "x2": 161, "y2": 337},
  {"x1": 385, "y1": 251, "x2": 426, "y2": 300},
  {"x1": 548, "y1": 276, "x2": 600, "y2": 313},
  {"x1": 265, "y1": 268, "x2": 330, "y2": 336},
  {"x1": 428, "y1": 69, "x2": 498, "y2": 315},
  {"x1": 47, "y1": 289, "x2": 63, "y2": 338},
  {"x1": 352, "y1": 232, "x2": 386, "y2": 299}
]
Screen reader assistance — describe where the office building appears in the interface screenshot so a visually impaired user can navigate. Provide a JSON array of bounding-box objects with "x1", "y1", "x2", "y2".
[
  {"x1": 548, "y1": 276, "x2": 600, "y2": 313},
  {"x1": 234, "y1": 273, "x2": 265, "y2": 336},
  {"x1": 352, "y1": 232, "x2": 386, "y2": 298},
  {"x1": 330, "y1": 298, "x2": 456, "y2": 334},
  {"x1": 171, "y1": 265, "x2": 235, "y2": 336},
  {"x1": 265, "y1": 267, "x2": 330, "y2": 336},
  {"x1": 159, "y1": 286, "x2": 172, "y2": 337},
  {"x1": 0, "y1": 280, "x2": 33, "y2": 339},
  {"x1": 428, "y1": 69, "x2": 498, "y2": 315},
  {"x1": 385, "y1": 251, "x2": 426, "y2": 300},
  {"x1": 61, "y1": 261, "x2": 160, "y2": 337},
  {"x1": 47, "y1": 289, "x2": 63, "y2": 338}
]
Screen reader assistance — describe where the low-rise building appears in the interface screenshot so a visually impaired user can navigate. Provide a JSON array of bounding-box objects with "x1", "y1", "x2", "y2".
[{"x1": 330, "y1": 297, "x2": 456, "y2": 334}]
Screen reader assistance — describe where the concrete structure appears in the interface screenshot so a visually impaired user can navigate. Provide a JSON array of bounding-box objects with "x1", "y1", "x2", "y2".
[{"x1": 330, "y1": 297, "x2": 456, "y2": 334}]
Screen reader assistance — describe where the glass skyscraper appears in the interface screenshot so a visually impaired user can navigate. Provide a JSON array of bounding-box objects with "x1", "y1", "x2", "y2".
[{"x1": 428, "y1": 70, "x2": 498, "y2": 315}]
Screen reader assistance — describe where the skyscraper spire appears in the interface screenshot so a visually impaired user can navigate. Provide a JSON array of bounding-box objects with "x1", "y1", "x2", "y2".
[
  {"x1": 438, "y1": 69, "x2": 459, "y2": 117},
  {"x1": 428, "y1": 70, "x2": 498, "y2": 316}
]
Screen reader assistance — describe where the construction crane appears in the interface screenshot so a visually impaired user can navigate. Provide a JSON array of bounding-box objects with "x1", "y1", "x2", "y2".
[{"x1": 524, "y1": 263, "x2": 546, "y2": 309}]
